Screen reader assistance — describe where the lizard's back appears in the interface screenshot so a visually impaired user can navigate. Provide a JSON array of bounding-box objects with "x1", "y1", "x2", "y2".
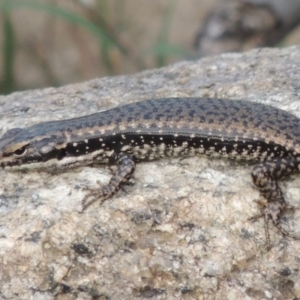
[{"x1": 1, "y1": 98, "x2": 300, "y2": 162}]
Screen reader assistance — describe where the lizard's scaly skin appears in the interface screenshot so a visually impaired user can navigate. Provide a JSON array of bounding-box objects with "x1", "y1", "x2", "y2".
[{"x1": 0, "y1": 98, "x2": 299, "y2": 247}]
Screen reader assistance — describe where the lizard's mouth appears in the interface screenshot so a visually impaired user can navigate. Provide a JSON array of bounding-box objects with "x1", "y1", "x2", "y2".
[
  {"x1": 0, "y1": 158, "x2": 23, "y2": 168},
  {"x1": 0, "y1": 155, "x2": 42, "y2": 169},
  {"x1": 0, "y1": 157, "x2": 34, "y2": 170}
]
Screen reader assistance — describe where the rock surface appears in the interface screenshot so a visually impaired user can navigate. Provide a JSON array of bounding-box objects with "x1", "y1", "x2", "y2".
[{"x1": 1, "y1": 46, "x2": 300, "y2": 299}]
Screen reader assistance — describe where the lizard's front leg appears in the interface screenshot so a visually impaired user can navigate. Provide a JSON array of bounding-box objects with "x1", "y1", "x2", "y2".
[
  {"x1": 251, "y1": 157, "x2": 300, "y2": 247},
  {"x1": 82, "y1": 153, "x2": 135, "y2": 211}
]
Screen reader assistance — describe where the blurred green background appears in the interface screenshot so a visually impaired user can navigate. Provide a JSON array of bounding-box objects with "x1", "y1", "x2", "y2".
[{"x1": 0, "y1": 0, "x2": 300, "y2": 94}]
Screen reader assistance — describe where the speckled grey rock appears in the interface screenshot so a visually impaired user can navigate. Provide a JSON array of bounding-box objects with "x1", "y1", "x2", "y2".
[{"x1": 1, "y1": 46, "x2": 300, "y2": 300}]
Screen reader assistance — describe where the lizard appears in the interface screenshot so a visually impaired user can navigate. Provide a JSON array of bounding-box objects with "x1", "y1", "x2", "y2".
[{"x1": 0, "y1": 97, "x2": 299, "y2": 248}]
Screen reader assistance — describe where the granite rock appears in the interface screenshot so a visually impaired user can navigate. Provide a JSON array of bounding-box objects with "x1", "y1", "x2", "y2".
[{"x1": 1, "y1": 47, "x2": 300, "y2": 299}]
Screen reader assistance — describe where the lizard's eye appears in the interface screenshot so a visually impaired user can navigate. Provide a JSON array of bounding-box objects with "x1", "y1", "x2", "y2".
[{"x1": 13, "y1": 145, "x2": 28, "y2": 156}]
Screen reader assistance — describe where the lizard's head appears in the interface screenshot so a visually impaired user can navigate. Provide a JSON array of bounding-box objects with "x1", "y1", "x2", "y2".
[{"x1": 0, "y1": 127, "x2": 62, "y2": 168}]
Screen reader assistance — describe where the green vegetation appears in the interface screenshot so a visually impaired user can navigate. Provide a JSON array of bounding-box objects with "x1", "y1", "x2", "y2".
[{"x1": 0, "y1": 0, "x2": 187, "y2": 94}]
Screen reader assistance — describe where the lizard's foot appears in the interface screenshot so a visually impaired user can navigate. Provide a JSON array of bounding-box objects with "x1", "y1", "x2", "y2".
[
  {"x1": 250, "y1": 201, "x2": 300, "y2": 250},
  {"x1": 81, "y1": 181, "x2": 112, "y2": 212}
]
